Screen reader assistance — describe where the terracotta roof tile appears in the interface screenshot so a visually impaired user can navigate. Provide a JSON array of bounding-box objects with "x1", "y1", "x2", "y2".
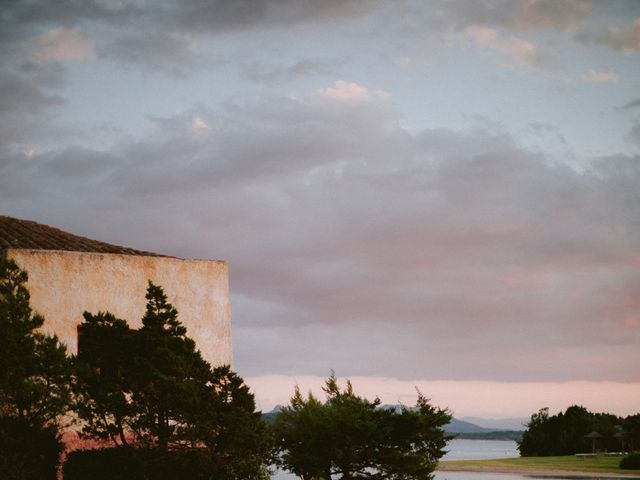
[{"x1": 0, "y1": 215, "x2": 162, "y2": 257}]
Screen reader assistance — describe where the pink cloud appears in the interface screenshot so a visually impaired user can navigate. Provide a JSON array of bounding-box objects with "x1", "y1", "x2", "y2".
[
  {"x1": 465, "y1": 26, "x2": 547, "y2": 68},
  {"x1": 30, "y1": 28, "x2": 95, "y2": 62},
  {"x1": 246, "y1": 375, "x2": 640, "y2": 418},
  {"x1": 315, "y1": 80, "x2": 371, "y2": 103},
  {"x1": 610, "y1": 17, "x2": 640, "y2": 54},
  {"x1": 581, "y1": 70, "x2": 619, "y2": 83},
  {"x1": 510, "y1": 0, "x2": 594, "y2": 31}
]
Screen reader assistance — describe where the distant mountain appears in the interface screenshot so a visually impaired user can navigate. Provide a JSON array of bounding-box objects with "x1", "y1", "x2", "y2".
[
  {"x1": 261, "y1": 405, "x2": 522, "y2": 439},
  {"x1": 453, "y1": 430, "x2": 523, "y2": 441},
  {"x1": 261, "y1": 405, "x2": 282, "y2": 424},
  {"x1": 461, "y1": 416, "x2": 528, "y2": 431},
  {"x1": 444, "y1": 417, "x2": 494, "y2": 434}
]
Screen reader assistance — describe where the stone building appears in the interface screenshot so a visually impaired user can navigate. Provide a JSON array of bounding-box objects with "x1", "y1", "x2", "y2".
[{"x1": 0, "y1": 215, "x2": 232, "y2": 367}]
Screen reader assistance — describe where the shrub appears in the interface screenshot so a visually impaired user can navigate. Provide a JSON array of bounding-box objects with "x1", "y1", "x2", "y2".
[
  {"x1": 0, "y1": 417, "x2": 63, "y2": 480},
  {"x1": 63, "y1": 448, "x2": 145, "y2": 480},
  {"x1": 145, "y1": 449, "x2": 215, "y2": 480},
  {"x1": 620, "y1": 453, "x2": 640, "y2": 470},
  {"x1": 63, "y1": 448, "x2": 234, "y2": 480}
]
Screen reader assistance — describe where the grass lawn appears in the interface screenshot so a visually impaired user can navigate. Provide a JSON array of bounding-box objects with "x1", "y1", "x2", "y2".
[{"x1": 439, "y1": 455, "x2": 640, "y2": 476}]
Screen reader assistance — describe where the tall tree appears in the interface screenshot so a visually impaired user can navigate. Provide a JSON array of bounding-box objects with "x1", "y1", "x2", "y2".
[
  {"x1": 129, "y1": 281, "x2": 212, "y2": 451},
  {"x1": 274, "y1": 372, "x2": 451, "y2": 480},
  {"x1": 74, "y1": 311, "x2": 135, "y2": 446},
  {"x1": 182, "y1": 365, "x2": 272, "y2": 479},
  {"x1": 518, "y1": 405, "x2": 629, "y2": 456},
  {"x1": 0, "y1": 258, "x2": 71, "y2": 480},
  {"x1": 75, "y1": 281, "x2": 272, "y2": 478},
  {"x1": 0, "y1": 258, "x2": 72, "y2": 426}
]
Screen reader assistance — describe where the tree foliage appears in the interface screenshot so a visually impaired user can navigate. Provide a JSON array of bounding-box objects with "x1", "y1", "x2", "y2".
[
  {"x1": 74, "y1": 281, "x2": 270, "y2": 478},
  {"x1": 128, "y1": 282, "x2": 212, "y2": 451},
  {"x1": 74, "y1": 311, "x2": 135, "y2": 446},
  {"x1": 518, "y1": 405, "x2": 639, "y2": 456},
  {"x1": 0, "y1": 258, "x2": 72, "y2": 426},
  {"x1": 274, "y1": 372, "x2": 451, "y2": 480},
  {"x1": 0, "y1": 257, "x2": 71, "y2": 479}
]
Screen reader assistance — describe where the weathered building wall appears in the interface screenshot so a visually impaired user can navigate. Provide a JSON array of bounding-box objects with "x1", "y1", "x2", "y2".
[{"x1": 6, "y1": 248, "x2": 232, "y2": 367}]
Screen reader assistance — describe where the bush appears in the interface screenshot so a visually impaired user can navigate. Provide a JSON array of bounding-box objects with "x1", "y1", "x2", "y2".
[
  {"x1": 63, "y1": 448, "x2": 145, "y2": 480},
  {"x1": 145, "y1": 449, "x2": 216, "y2": 480},
  {"x1": 0, "y1": 417, "x2": 63, "y2": 480},
  {"x1": 63, "y1": 448, "x2": 232, "y2": 480},
  {"x1": 620, "y1": 453, "x2": 640, "y2": 470}
]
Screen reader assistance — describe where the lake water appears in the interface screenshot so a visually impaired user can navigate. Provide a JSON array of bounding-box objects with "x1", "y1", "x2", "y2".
[
  {"x1": 442, "y1": 439, "x2": 519, "y2": 460},
  {"x1": 271, "y1": 439, "x2": 631, "y2": 479}
]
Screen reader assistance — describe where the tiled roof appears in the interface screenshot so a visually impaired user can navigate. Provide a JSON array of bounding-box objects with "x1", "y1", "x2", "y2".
[{"x1": 0, "y1": 215, "x2": 161, "y2": 257}]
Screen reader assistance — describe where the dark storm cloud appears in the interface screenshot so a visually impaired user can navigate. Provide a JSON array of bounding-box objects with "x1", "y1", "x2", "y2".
[{"x1": 1, "y1": 87, "x2": 638, "y2": 381}]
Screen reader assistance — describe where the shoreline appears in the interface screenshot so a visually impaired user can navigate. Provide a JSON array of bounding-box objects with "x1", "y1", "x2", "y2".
[{"x1": 437, "y1": 463, "x2": 640, "y2": 478}]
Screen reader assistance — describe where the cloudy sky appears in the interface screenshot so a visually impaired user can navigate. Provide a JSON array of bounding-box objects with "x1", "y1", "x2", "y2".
[{"x1": 2, "y1": 0, "x2": 639, "y2": 418}]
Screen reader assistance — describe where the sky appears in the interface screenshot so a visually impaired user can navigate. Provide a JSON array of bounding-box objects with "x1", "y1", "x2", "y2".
[{"x1": 1, "y1": 0, "x2": 639, "y2": 419}]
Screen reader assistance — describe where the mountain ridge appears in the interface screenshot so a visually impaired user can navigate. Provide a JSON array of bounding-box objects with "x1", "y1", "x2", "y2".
[{"x1": 261, "y1": 405, "x2": 524, "y2": 440}]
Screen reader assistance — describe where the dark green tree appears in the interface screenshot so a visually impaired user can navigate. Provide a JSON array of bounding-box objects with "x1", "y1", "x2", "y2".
[
  {"x1": 0, "y1": 258, "x2": 72, "y2": 425},
  {"x1": 75, "y1": 281, "x2": 272, "y2": 478},
  {"x1": 375, "y1": 392, "x2": 452, "y2": 479},
  {"x1": 274, "y1": 387, "x2": 332, "y2": 479},
  {"x1": 518, "y1": 407, "x2": 551, "y2": 456},
  {"x1": 623, "y1": 413, "x2": 640, "y2": 452},
  {"x1": 182, "y1": 365, "x2": 272, "y2": 479},
  {"x1": 274, "y1": 372, "x2": 451, "y2": 480},
  {"x1": 0, "y1": 257, "x2": 72, "y2": 479},
  {"x1": 129, "y1": 281, "x2": 212, "y2": 451},
  {"x1": 74, "y1": 311, "x2": 136, "y2": 446},
  {"x1": 518, "y1": 405, "x2": 631, "y2": 456}
]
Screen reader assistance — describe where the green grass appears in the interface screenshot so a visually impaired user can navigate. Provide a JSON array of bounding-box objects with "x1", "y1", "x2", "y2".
[{"x1": 439, "y1": 455, "x2": 640, "y2": 476}]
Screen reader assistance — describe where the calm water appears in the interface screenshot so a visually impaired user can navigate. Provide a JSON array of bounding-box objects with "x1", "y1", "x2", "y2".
[
  {"x1": 442, "y1": 439, "x2": 519, "y2": 460},
  {"x1": 271, "y1": 439, "x2": 630, "y2": 479}
]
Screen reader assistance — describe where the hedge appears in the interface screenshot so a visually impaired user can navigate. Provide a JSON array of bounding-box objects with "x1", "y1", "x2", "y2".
[
  {"x1": 620, "y1": 453, "x2": 640, "y2": 470},
  {"x1": 0, "y1": 417, "x2": 63, "y2": 480},
  {"x1": 63, "y1": 448, "x2": 219, "y2": 480}
]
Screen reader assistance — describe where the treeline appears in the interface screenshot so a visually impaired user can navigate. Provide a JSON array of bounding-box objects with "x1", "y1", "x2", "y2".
[
  {"x1": 0, "y1": 257, "x2": 451, "y2": 480},
  {"x1": 455, "y1": 431, "x2": 523, "y2": 441},
  {"x1": 519, "y1": 406, "x2": 640, "y2": 456}
]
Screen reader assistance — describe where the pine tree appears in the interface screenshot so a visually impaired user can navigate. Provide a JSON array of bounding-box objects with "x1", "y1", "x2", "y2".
[
  {"x1": 0, "y1": 258, "x2": 71, "y2": 480},
  {"x1": 275, "y1": 372, "x2": 451, "y2": 480}
]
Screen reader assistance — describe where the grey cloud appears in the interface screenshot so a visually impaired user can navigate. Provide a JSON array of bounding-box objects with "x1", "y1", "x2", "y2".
[
  {"x1": 241, "y1": 58, "x2": 345, "y2": 84},
  {"x1": 0, "y1": 0, "x2": 390, "y2": 34},
  {"x1": 618, "y1": 98, "x2": 640, "y2": 110},
  {"x1": 575, "y1": 19, "x2": 640, "y2": 53},
  {"x1": 0, "y1": 72, "x2": 77, "y2": 150},
  {"x1": 0, "y1": 1, "x2": 144, "y2": 30},
  {"x1": 108, "y1": 94, "x2": 407, "y2": 195},
  {"x1": 97, "y1": 32, "x2": 203, "y2": 76},
  {"x1": 172, "y1": 0, "x2": 387, "y2": 33},
  {"x1": 429, "y1": 0, "x2": 597, "y2": 32},
  {"x1": 0, "y1": 73, "x2": 64, "y2": 115},
  {"x1": 2, "y1": 91, "x2": 639, "y2": 382},
  {"x1": 17, "y1": 61, "x2": 68, "y2": 89},
  {"x1": 0, "y1": 0, "x2": 389, "y2": 78},
  {"x1": 627, "y1": 124, "x2": 640, "y2": 145}
]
